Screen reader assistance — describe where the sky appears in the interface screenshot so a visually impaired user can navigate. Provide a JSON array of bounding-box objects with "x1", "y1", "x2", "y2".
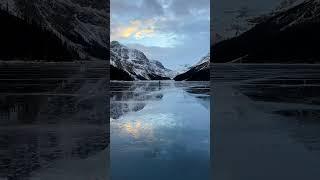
[{"x1": 111, "y1": 0, "x2": 210, "y2": 70}]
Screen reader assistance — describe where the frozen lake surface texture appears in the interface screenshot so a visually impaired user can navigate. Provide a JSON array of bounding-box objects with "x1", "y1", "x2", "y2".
[
  {"x1": 3, "y1": 62, "x2": 319, "y2": 180},
  {"x1": 212, "y1": 64, "x2": 320, "y2": 180},
  {"x1": 110, "y1": 81, "x2": 210, "y2": 180},
  {"x1": 0, "y1": 62, "x2": 109, "y2": 180}
]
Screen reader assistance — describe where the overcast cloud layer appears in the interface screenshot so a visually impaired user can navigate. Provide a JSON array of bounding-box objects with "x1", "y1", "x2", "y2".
[{"x1": 111, "y1": 0, "x2": 210, "y2": 70}]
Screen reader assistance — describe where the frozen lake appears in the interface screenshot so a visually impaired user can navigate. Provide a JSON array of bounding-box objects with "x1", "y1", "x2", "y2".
[
  {"x1": 212, "y1": 64, "x2": 320, "y2": 180},
  {"x1": 3, "y1": 62, "x2": 319, "y2": 179},
  {"x1": 0, "y1": 62, "x2": 109, "y2": 180},
  {"x1": 110, "y1": 81, "x2": 210, "y2": 180}
]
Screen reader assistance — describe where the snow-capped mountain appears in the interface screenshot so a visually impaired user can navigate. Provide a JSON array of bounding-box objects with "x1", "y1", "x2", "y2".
[
  {"x1": 274, "y1": 0, "x2": 305, "y2": 12},
  {"x1": 175, "y1": 64, "x2": 192, "y2": 74},
  {"x1": 213, "y1": 0, "x2": 320, "y2": 63},
  {"x1": 269, "y1": 0, "x2": 320, "y2": 29},
  {"x1": 0, "y1": 0, "x2": 108, "y2": 60},
  {"x1": 174, "y1": 53, "x2": 210, "y2": 81},
  {"x1": 214, "y1": 0, "x2": 306, "y2": 39},
  {"x1": 110, "y1": 41, "x2": 173, "y2": 80},
  {"x1": 248, "y1": 0, "x2": 306, "y2": 25},
  {"x1": 194, "y1": 53, "x2": 210, "y2": 67}
]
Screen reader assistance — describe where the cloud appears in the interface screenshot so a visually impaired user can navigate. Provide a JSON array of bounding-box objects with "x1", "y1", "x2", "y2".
[
  {"x1": 111, "y1": 19, "x2": 157, "y2": 40},
  {"x1": 141, "y1": 0, "x2": 164, "y2": 16},
  {"x1": 121, "y1": 21, "x2": 141, "y2": 37},
  {"x1": 111, "y1": 0, "x2": 165, "y2": 20},
  {"x1": 135, "y1": 28, "x2": 155, "y2": 39},
  {"x1": 111, "y1": 0, "x2": 210, "y2": 69},
  {"x1": 111, "y1": 0, "x2": 210, "y2": 39},
  {"x1": 169, "y1": 0, "x2": 210, "y2": 16}
]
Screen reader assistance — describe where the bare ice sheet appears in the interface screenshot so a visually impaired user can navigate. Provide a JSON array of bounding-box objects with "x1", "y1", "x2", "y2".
[
  {"x1": 0, "y1": 62, "x2": 109, "y2": 180},
  {"x1": 212, "y1": 64, "x2": 320, "y2": 180}
]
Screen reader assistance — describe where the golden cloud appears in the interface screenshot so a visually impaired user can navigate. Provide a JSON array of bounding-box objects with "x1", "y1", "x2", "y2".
[
  {"x1": 112, "y1": 19, "x2": 157, "y2": 40},
  {"x1": 135, "y1": 28, "x2": 155, "y2": 39}
]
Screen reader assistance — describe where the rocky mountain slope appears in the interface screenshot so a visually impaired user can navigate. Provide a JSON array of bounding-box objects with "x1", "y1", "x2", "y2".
[
  {"x1": 0, "y1": 7, "x2": 79, "y2": 60},
  {"x1": 174, "y1": 53, "x2": 210, "y2": 81},
  {"x1": 212, "y1": 32, "x2": 224, "y2": 45},
  {"x1": 110, "y1": 41, "x2": 173, "y2": 80},
  {"x1": 212, "y1": 0, "x2": 320, "y2": 63},
  {"x1": 0, "y1": 0, "x2": 108, "y2": 60}
]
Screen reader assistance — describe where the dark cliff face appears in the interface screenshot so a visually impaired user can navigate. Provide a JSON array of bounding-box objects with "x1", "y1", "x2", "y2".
[
  {"x1": 174, "y1": 61, "x2": 210, "y2": 81},
  {"x1": 110, "y1": 65, "x2": 133, "y2": 81},
  {"x1": 0, "y1": 8, "x2": 79, "y2": 61},
  {"x1": 174, "y1": 54, "x2": 210, "y2": 81},
  {"x1": 1, "y1": 0, "x2": 109, "y2": 61},
  {"x1": 212, "y1": 0, "x2": 320, "y2": 63}
]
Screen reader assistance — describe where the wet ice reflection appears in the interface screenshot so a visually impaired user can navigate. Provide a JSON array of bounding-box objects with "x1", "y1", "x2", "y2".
[
  {"x1": 0, "y1": 62, "x2": 108, "y2": 180},
  {"x1": 212, "y1": 64, "x2": 320, "y2": 180},
  {"x1": 110, "y1": 81, "x2": 210, "y2": 180}
]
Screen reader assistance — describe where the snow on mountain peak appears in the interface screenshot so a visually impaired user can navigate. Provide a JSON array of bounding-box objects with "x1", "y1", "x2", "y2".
[
  {"x1": 174, "y1": 52, "x2": 210, "y2": 81},
  {"x1": 194, "y1": 52, "x2": 210, "y2": 67},
  {"x1": 268, "y1": 0, "x2": 320, "y2": 30},
  {"x1": 110, "y1": 41, "x2": 173, "y2": 80}
]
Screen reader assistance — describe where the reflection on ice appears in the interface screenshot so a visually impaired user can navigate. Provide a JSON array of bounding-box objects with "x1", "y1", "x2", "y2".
[
  {"x1": 110, "y1": 81, "x2": 165, "y2": 119},
  {"x1": 111, "y1": 81, "x2": 210, "y2": 180},
  {"x1": 0, "y1": 62, "x2": 108, "y2": 180},
  {"x1": 275, "y1": 109, "x2": 320, "y2": 152},
  {"x1": 212, "y1": 64, "x2": 320, "y2": 180}
]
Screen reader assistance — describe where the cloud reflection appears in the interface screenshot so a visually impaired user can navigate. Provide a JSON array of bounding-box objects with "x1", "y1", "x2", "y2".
[{"x1": 115, "y1": 112, "x2": 178, "y2": 141}]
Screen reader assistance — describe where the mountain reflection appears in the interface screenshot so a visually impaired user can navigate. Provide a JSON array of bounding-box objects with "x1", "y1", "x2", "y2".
[
  {"x1": 0, "y1": 62, "x2": 108, "y2": 180},
  {"x1": 0, "y1": 93, "x2": 108, "y2": 180},
  {"x1": 275, "y1": 109, "x2": 320, "y2": 152},
  {"x1": 111, "y1": 81, "x2": 210, "y2": 180},
  {"x1": 110, "y1": 81, "x2": 165, "y2": 119},
  {"x1": 183, "y1": 84, "x2": 210, "y2": 110},
  {"x1": 235, "y1": 78, "x2": 320, "y2": 153},
  {"x1": 0, "y1": 95, "x2": 46, "y2": 125}
]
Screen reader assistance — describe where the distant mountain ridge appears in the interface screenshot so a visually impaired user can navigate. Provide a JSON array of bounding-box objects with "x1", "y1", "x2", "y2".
[
  {"x1": 174, "y1": 53, "x2": 210, "y2": 81},
  {"x1": 110, "y1": 41, "x2": 173, "y2": 80},
  {"x1": 212, "y1": 0, "x2": 320, "y2": 63}
]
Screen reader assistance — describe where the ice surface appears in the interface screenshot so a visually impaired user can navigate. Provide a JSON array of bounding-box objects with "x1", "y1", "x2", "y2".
[
  {"x1": 110, "y1": 81, "x2": 210, "y2": 180},
  {"x1": 212, "y1": 64, "x2": 320, "y2": 180},
  {"x1": 0, "y1": 62, "x2": 109, "y2": 180}
]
